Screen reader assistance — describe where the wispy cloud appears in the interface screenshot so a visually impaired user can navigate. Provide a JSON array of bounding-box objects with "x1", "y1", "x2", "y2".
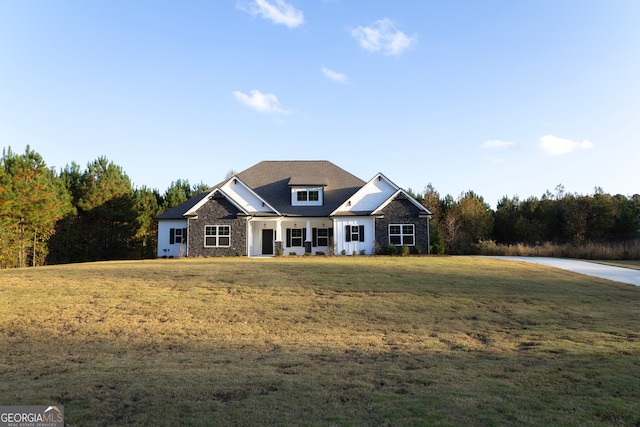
[
  {"x1": 539, "y1": 135, "x2": 594, "y2": 155},
  {"x1": 483, "y1": 139, "x2": 516, "y2": 150},
  {"x1": 351, "y1": 18, "x2": 417, "y2": 56},
  {"x1": 321, "y1": 66, "x2": 348, "y2": 83},
  {"x1": 237, "y1": 0, "x2": 304, "y2": 28},
  {"x1": 233, "y1": 90, "x2": 290, "y2": 114}
]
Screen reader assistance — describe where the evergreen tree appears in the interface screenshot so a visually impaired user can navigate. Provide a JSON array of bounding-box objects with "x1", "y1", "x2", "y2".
[
  {"x1": 0, "y1": 146, "x2": 72, "y2": 267},
  {"x1": 133, "y1": 186, "x2": 162, "y2": 258}
]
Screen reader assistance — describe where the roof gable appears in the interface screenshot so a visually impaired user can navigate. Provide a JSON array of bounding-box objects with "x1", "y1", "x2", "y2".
[
  {"x1": 331, "y1": 173, "x2": 432, "y2": 217},
  {"x1": 185, "y1": 188, "x2": 250, "y2": 217},
  {"x1": 219, "y1": 176, "x2": 280, "y2": 216},
  {"x1": 372, "y1": 189, "x2": 433, "y2": 216},
  {"x1": 331, "y1": 173, "x2": 398, "y2": 216}
]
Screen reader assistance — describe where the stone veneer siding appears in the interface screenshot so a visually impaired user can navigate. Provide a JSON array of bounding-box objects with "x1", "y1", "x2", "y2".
[
  {"x1": 187, "y1": 194, "x2": 247, "y2": 257},
  {"x1": 375, "y1": 197, "x2": 429, "y2": 254}
]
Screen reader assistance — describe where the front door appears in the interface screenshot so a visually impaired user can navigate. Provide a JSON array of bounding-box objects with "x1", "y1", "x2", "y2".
[{"x1": 262, "y1": 229, "x2": 274, "y2": 255}]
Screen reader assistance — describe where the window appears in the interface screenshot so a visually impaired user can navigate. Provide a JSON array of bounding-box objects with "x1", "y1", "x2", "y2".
[
  {"x1": 389, "y1": 224, "x2": 415, "y2": 246},
  {"x1": 291, "y1": 187, "x2": 323, "y2": 206},
  {"x1": 170, "y1": 228, "x2": 187, "y2": 244},
  {"x1": 313, "y1": 228, "x2": 329, "y2": 247},
  {"x1": 286, "y1": 228, "x2": 306, "y2": 247},
  {"x1": 344, "y1": 225, "x2": 365, "y2": 242},
  {"x1": 205, "y1": 225, "x2": 231, "y2": 247}
]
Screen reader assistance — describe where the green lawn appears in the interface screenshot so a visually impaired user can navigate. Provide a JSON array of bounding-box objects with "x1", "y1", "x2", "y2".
[{"x1": 0, "y1": 257, "x2": 639, "y2": 426}]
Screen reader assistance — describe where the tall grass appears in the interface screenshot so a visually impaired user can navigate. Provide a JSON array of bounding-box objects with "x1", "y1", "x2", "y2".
[
  {"x1": 475, "y1": 239, "x2": 640, "y2": 260},
  {"x1": 0, "y1": 257, "x2": 639, "y2": 426}
]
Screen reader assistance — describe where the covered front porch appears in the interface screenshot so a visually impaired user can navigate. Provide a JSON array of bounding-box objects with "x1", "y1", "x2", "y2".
[{"x1": 247, "y1": 217, "x2": 334, "y2": 257}]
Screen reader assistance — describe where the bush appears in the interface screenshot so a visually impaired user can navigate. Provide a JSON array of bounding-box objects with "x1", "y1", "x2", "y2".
[
  {"x1": 315, "y1": 251, "x2": 325, "y2": 256},
  {"x1": 399, "y1": 245, "x2": 410, "y2": 257},
  {"x1": 276, "y1": 248, "x2": 284, "y2": 257},
  {"x1": 386, "y1": 244, "x2": 397, "y2": 255}
]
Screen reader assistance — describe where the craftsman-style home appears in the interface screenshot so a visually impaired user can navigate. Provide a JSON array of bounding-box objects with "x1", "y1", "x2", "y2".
[{"x1": 155, "y1": 161, "x2": 432, "y2": 257}]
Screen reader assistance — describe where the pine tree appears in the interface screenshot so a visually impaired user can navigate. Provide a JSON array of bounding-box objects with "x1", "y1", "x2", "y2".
[{"x1": 0, "y1": 146, "x2": 72, "y2": 267}]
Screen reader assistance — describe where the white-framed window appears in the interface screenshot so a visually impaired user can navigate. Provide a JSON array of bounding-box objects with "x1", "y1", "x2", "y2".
[
  {"x1": 205, "y1": 225, "x2": 231, "y2": 247},
  {"x1": 291, "y1": 229, "x2": 303, "y2": 246},
  {"x1": 291, "y1": 187, "x2": 323, "y2": 206},
  {"x1": 286, "y1": 228, "x2": 305, "y2": 247},
  {"x1": 345, "y1": 225, "x2": 364, "y2": 242},
  {"x1": 316, "y1": 228, "x2": 328, "y2": 246},
  {"x1": 170, "y1": 228, "x2": 187, "y2": 244},
  {"x1": 389, "y1": 224, "x2": 415, "y2": 246}
]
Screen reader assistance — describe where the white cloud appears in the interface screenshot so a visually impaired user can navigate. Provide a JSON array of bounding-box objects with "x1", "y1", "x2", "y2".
[
  {"x1": 321, "y1": 66, "x2": 348, "y2": 83},
  {"x1": 539, "y1": 135, "x2": 594, "y2": 155},
  {"x1": 483, "y1": 139, "x2": 516, "y2": 150},
  {"x1": 351, "y1": 18, "x2": 417, "y2": 56},
  {"x1": 237, "y1": 0, "x2": 304, "y2": 28},
  {"x1": 232, "y1": 90, "x2": 290, "y2": 114}
]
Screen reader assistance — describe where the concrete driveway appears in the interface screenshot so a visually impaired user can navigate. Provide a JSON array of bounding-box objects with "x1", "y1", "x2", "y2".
[{"x1": 489, "y1": 257, "x2": 640, "y2": 286}]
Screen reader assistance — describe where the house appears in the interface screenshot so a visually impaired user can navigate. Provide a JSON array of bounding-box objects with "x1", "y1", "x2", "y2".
[{"x1": 155, "y1": 161, "x2": 433, "y2": 257}]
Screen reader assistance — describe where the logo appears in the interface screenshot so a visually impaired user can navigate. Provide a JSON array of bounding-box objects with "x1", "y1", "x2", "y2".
[{"x1": 0, "y1": 406, "x2": 64, "y2": 427}]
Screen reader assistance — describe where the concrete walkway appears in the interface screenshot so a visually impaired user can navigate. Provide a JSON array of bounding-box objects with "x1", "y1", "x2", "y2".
[{"x1": 489, "y1": 257, "x2": 640, "y2": 286}]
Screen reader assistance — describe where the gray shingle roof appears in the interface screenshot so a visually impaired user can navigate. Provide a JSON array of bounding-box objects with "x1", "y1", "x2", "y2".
[
  {"x1": 154, "y1": 191, "x2": 209, "y2": 220},
  {"x1": 235, "y1": 161, "x2": 365, "y2": 217},
  {"x1": 156, "y1": 161, "x2": 366, "y2": 219}
]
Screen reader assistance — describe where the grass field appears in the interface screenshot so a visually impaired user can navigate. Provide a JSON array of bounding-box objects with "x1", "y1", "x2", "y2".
[{"x1": 0, "y1": 256, "x2": 639, "y2": 426}]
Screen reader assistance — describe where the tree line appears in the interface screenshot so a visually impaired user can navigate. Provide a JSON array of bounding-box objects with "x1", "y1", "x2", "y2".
[
  {"x1": 412, "y1": 184, "x2": 640, "y2": 258},
  {"x1": 0, "y1": 146, "x2": 207, "y2": 268},
  {"x1": 1, "y1": 146, "x2": 639, "y2": 267}
]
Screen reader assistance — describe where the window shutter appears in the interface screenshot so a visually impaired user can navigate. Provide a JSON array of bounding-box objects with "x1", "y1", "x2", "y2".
[
  {"x1": 312, "y1": 228, "x2": 317, "y2": 247},
  {"x1": 359, "y1": 225, "x2": 365, "y2": 242},
  {"x1": 286, "y1": 229, "x2": 291, "y2": 247},
  {"x1": 303, "y1": 228, "x2": 307, "y2": 242},
  {"x1": 170, "y1": 228, "x2": 175, "y2": 244},
  {"x1": 345, "y1": 225, "x2": 351, "y2": 242},
  {"x1": 183, "y1": 228, "x2": 188, "y2": 244}
]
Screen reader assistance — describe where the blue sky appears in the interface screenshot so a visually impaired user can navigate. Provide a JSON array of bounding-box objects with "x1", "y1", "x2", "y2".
[{"x1": 1, "y1": 0, "x2": 639, "y2": 207}]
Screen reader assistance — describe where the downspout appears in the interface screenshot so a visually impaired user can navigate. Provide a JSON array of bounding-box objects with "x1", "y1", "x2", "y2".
[
  {"x1": 186, "y1": 217, "x2": 190, "y2": 257},
  {"x1": 246, "y1": 216, "x2": 251, "y2": 257},
  {"x1": 427, "y1": 215, "x2": 431, "y2": 255}
]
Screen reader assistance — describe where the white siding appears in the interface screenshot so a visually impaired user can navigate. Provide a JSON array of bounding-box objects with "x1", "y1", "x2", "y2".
[
  {"x1": 157, "y1": 219, "x2": 188, "y2": 258},
  {"x1": 333, "y1": 175, "x2": 397, "y2": 214},
  {"x1": 333, "y1": 217, "x2": 375, "y2": 255},
  {"x1": 221, "y1": 180, "x2": 273, "y2": 213}
]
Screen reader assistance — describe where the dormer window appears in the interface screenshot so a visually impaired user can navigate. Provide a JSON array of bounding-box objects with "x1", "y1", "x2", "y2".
[{"x1": 292, "y1": 187, "x2": 323, "y2": 206}]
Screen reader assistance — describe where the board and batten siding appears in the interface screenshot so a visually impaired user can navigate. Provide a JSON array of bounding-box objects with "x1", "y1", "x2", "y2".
[
  {"x1": 345, "y1": 176, "x2": 396, "y2": 213},
  {"x1": 333, "y1": 217, "x2": 375, "y2": 255}
]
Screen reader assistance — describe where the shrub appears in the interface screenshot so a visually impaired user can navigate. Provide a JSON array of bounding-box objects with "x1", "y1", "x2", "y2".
[
  {"x1": 386, "y1": 244, "x2": 397, "y2": 255},
  {"x1": 315, "y1": 251, "x2": 325, "y2": 256},
  {"x1": 399, "y1": 245, "x2": 410, "y2": 257},
  {"x1": 276, "y1": 248, "x2": 284, "y2": 257},
  {"x1": 341, "y1": 249, "x2": 347, "y2": 256}
]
